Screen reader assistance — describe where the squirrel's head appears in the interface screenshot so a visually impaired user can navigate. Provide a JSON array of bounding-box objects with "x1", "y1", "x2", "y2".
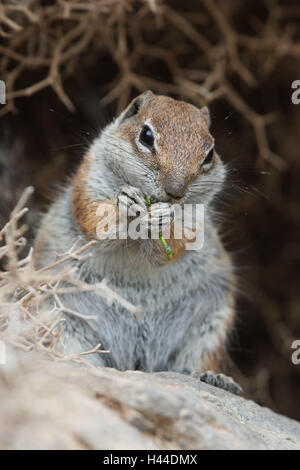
[{"x1": 89, "y1": 91, "x2": 226, "y2": 205}]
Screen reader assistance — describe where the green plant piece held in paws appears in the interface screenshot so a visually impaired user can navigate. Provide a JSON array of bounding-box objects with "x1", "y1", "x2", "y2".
[{"x1": 145, "y1": 196, "x2": 172, "y2": 260}]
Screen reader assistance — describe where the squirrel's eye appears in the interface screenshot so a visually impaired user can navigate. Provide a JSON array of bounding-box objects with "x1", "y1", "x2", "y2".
[
  {"x1": 202, "y1": 147, "x2": 214, "y2": 166},
  {"x1": 139, "y1": 125, "x2": 154, "y2": 149}
]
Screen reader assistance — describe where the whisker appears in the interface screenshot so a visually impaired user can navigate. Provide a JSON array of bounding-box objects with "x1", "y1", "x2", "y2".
[{"x1": 52, "y1": 143, "x2": 87, "y2": 151}]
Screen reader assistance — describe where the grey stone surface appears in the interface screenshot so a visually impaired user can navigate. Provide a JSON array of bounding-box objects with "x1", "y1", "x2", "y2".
[{"x1": 0, "y1": 350, "x2": 299, "y2": 449}]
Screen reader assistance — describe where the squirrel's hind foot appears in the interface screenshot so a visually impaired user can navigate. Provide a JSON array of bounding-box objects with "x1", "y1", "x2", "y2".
[{"x1": 191, "y1": 370, "x2": 242, "y2": 396}]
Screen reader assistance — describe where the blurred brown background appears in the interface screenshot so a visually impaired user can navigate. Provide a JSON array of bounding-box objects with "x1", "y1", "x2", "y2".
[{"x1": 0, "y1": 0, "x2": 300, "y2": 420}]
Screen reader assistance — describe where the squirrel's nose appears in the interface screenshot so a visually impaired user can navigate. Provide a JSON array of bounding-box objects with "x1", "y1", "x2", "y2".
[{"x1": 164, "y1": 177, "x2": 187, "y2": 200}]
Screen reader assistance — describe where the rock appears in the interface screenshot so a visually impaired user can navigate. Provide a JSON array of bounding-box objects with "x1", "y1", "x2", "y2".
[{"x1": 0, "y1": 349, "x2": 299, "y2": 450}]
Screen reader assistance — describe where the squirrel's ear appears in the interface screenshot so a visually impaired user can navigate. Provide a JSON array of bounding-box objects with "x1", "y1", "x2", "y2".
[
  {"x1": 119, "y1": 90, "x2": 154, "y2": 121},
  {"x1": 200, "y1": 106, "x2": 211, "y2": 128}
]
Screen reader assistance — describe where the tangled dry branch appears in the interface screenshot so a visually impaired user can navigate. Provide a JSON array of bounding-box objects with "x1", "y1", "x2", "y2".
[
  {"x1": 1, "y1": 0, "x2": 300, "y2": 167},
  {"x1": 0, "y1": 186, "x2": 140, "y2": 367}
]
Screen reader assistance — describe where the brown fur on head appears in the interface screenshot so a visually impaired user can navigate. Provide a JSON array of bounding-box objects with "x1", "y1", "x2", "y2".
[{"x1": 115, "y1": 91, "x2": 217, "y2": 201}]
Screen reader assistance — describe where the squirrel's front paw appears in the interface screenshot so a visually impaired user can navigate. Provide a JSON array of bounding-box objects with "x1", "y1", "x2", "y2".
[
  {"x1": 118, "y1": 185, "x2": 147, "y2": 217},
  {"x1": 191, "y1": 370, "x2": 242, "y2": 395},
  {"x1": 144, "y1": 202, "x2": 174, "y2": 233}
]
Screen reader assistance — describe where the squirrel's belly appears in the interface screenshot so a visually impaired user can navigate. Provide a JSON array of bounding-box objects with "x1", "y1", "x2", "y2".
[
  {"x1": 86, "y1": 281, "x2": 203, "y2": 371},
  {"x1": 59, "y1": 250, "x2": 228, "y2": 371}
]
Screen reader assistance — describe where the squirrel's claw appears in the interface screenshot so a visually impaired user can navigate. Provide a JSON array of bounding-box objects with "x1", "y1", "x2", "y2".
[
  {"x1": 191, "y1": 369, "x2": 242, "y2": 395},
  {"x1": 147, "y1": 202, "x2": 174, "y2": 231},
  {"x1": 118, "y1": 185, "x2": 147, "y2": 217}
]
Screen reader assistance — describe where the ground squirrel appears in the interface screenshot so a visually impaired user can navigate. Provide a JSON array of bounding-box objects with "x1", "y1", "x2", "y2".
[{"x1": 34, "y1": 90, "x2": 241, "y2": 394}]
